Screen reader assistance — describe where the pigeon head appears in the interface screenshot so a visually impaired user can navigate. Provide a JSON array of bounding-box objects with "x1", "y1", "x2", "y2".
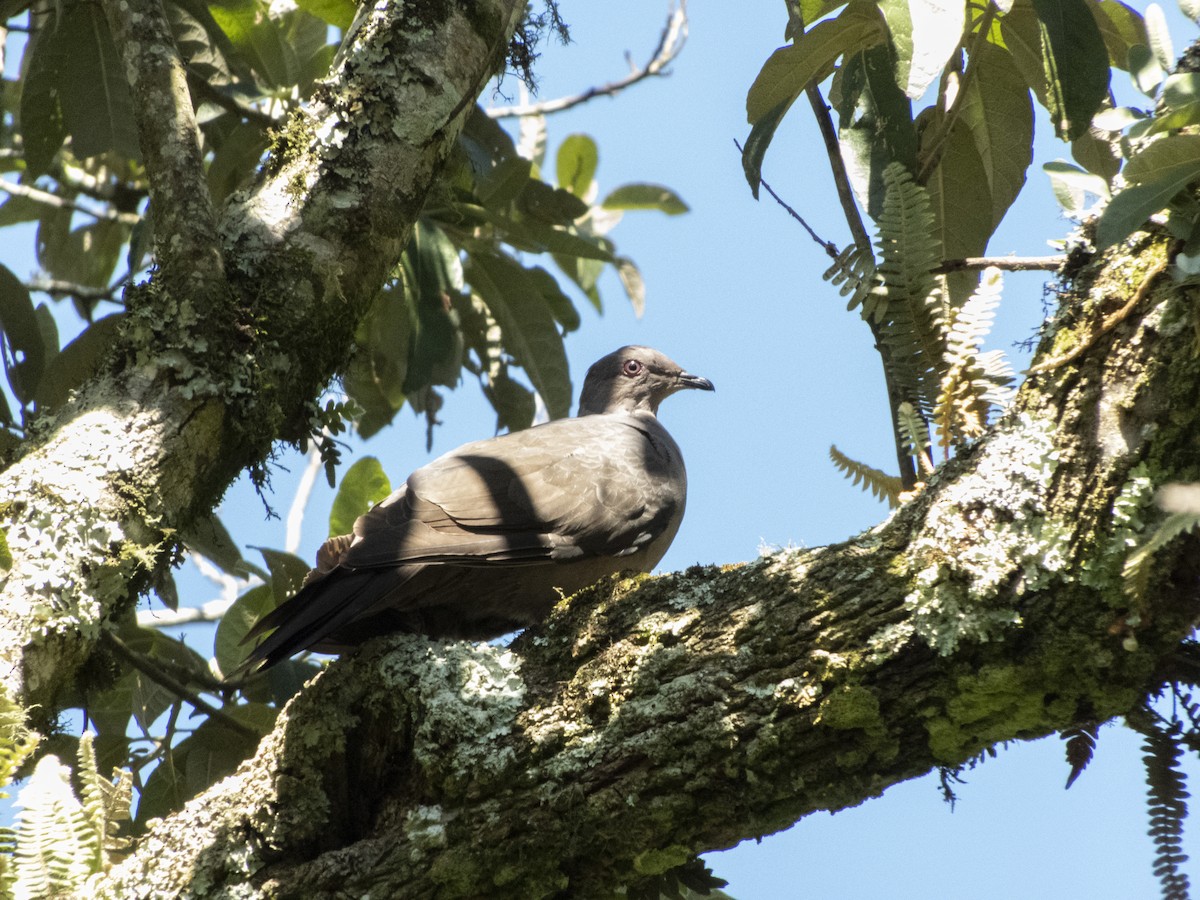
[{"x1": 578, "y1": 346, "x2": 714, "y2": 416}]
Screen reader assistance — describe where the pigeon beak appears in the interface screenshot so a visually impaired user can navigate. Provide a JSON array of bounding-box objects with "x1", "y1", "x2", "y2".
[{"x1": 678, "y1": 371, "x2": 715, "y2": 392}]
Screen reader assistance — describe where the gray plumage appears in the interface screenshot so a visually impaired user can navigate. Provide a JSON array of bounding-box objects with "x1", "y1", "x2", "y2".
[{"x1": 241, "y1": 346, "x2": 713, "y2": 671}]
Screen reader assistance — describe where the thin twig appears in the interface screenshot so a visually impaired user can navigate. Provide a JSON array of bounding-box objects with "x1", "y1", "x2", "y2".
[
  {"x1": 1027, "y1": 257, "x2": 1168, "y2": 374},
  {"x1": 935, "y1": 256, "x2": 1067, "y2": 274},
  {"x1": 138, "y1": 597, "x2": 236, "y2": 629},
  {"x1": 734, "y1": 142, "x2": 838, "y2": 258},
  {"x1": 103, "y1": 632, "x2": 258, "y2": 738},
  {"x1": 287, "y1": 445, "x2": 324, "y2": 555},
  {"x1": 488, "y1": 2, "x2": 688, "y2": 118},
  {"x1": 0, "y1": 177, "x2": 141, "y2": 226},
  {"x1": 27, "y1": 278, "x2": 125, "y2": 303}
]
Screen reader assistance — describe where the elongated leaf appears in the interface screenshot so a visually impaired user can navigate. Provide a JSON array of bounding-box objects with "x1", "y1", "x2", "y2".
[
  {"x1": 746, "y1": 2, "x2": 887, "y2": 122},
  {"x1": 0, "y1": 264, "x2": 45, "y2": 404},
  {"x1": 18, "y1": 28, "x2": 67, "y2": 177},
  {"x1": 1148, "y1": 74, "x2": 1200, "y2": 134},
  {"x1": 466, "y1": 252, "x2": 572, "y2": 420},
  {"x1": 34, "y1": 313, "x2": 123, "y2": 412},
  {"x1": 1043, "y1": 160, "x2": 1110, "y2": 215},
  {"x1": 1096, "y1": 134, "x2": 1200, "y2": 248},
  {"x1": 957, "y1": 40, "x2": 1033, "y2": 229},
  {"x1": 556, "y1": 134, "x2": 598, "y2": 198},
  {"x1": 741, "y1": 99, "x2": 790, "y2": 197},
  {"x1": 254, "y1": 547, "x2": 311, "y2": 604},
  {"x1": 602, "y1": 184, "x2": 689, "y2": 215},
  {"x1": 329, "y1": 456, "x2": 391, "y2": 537},
  {"x1": 1091, "y1": 0, "x2": 1148, "y2": 70},
  {"x1": 1031, "y1": 0, "x2": 1111, "y2": 140},
  {"x1": 1143, "y1": 2, "x2": 1174, "y2": 70},
  {"x1": 55, "y1": 3, "x2": 141, "y2": 160},
  {"x1": 923, "y1": 110, "x2": 993, "y2": 298},
  {"x1": 402, "y1": 223, "x2": 463, "y2": 394}
]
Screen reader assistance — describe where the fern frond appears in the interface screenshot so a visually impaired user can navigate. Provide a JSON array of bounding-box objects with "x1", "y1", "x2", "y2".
[
  {"x1": 822, "y1": 244, "x2": 878, "y2": 314},
  {"x1": 1139, "y1": 721, "x2": 1192, "y2": 900},
  {"x1": 1061, "y1": 722, "x2": 1099, "y2": 789},
  {"x1": 76, "y1": 732, "x2": 133, "y2": 867},
  {"x1": 871, "y1": 163, "x2": 947, "y2": 414},
  {"x1": 829, "y1": 445, "x2": 904, "y2": 508},
  {"x1": 1124, "y1": 511, "x2": 1200, "y2": 604},
  {"x1": 14, "y1": 756, "x2": 97, "y2": 897}
]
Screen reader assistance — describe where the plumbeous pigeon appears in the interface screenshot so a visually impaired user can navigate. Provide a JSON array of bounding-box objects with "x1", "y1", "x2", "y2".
[{"x1": 240, "y1": 346, "x2": 713, "y2": 671}]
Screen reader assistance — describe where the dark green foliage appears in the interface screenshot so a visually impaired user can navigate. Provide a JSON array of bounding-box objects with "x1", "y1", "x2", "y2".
[{"x1": 1136, "y1": 718, "x2": 1192, "y2": 900}]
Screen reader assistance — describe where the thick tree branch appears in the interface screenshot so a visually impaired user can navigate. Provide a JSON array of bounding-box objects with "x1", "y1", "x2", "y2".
[
  {"x1": 0, "y1": 0, "x2": 526, "y2": 713},
  {"x1": 92, "y1": 234, "x2": 1200, "y2": 898}
]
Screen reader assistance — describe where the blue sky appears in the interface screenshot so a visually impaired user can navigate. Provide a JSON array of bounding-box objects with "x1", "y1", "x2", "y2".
[{"x1": 4, "y1": 1, "x2": 1199, "y2": 896}]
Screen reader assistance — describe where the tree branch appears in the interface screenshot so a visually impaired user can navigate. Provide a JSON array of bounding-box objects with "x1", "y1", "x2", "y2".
[
  {"x1": 93, "y1": 235, "x2": 1200, "y2": 898},
  {"x1": 0, "y1": 177, "x2": 141, "y2": 226},
  {"x1": 487, "y1": 2, "x2": 687, "y2": 118},
  {"x1": 0, "y1": 0, "x2": 526, "y2": 713}
]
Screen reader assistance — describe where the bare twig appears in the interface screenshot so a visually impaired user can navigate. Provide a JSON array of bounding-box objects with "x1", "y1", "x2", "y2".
[
  {"x1": 103, "y1": 631, "x2": 257, "y2": 738},
  {"x1": 935, "y1": 256, "x2": 1066, "y2": 274},
  {"x1": 287, "y1": 445, "x2": 324, "y2": 555},
  {"x1": 0, "y1": 177, "x2": 141, "y2": 226},
  {"x1": 1027, "y1": 257, "x2": 1168, "y2": 374},
  {"x1": 27, "y1": 278, "x2": 125, "y2": 303},
  {"x1": 138, "y1": 597, "x2": 236, "y2": 629},
  {"x1": 802, "y1": 81, "x2": 923, "y2": 487},
  {"x1": 487, "y1": 2, "x2": 687, "y2": 118}
]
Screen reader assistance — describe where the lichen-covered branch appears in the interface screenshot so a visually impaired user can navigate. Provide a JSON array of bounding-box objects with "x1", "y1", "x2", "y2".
[
  {"x1": 90, "y1": 234, "x2": 1200, "y2": 897},
  {"x1": 0, "y1": 0, "x2": 526, "y2": 713}
]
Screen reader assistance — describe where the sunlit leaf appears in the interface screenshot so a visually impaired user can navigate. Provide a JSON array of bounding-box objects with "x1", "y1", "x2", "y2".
[
  {"x1": 602, "y1": 184, "x2": 689, "y2": 215},
  {"x1": 746, "y1": 2, "x2": 887, "y2": 123},
  {"x1": 214, "y1": 584, "x2": 274, "y2": 676},
  {"x1": 1091, "y1": 0, "x2": 1149, "y2": 70},
  {"x1": 880, "y1": 0, "x2": 965, "y2": 100},
  {"x1": 329, "y1": 456, "x2": 391, "y2": 538},
  {"x1": 741, "y1": 99, "x2": 789, "y2": 197},
  {"x1": 254, "y1": 547, "x2": 311, "y2": 604},
  {"x1": 293, "y1": 0, "x2": 354, "y2": 31},
  {"x1": 556, "y1": 133, "x2": 598, "y2": 198},
  {"x1": 178, "y1": 510, "x2": 264, "y2": 581},
  {"x1": 1095, "y1": 134, "x2": 1200, "y2": 248}
]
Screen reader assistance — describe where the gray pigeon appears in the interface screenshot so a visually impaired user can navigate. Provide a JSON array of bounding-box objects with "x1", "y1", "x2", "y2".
[{"x1": 240, "y1": 346, "x2": 713, "y2": 671}]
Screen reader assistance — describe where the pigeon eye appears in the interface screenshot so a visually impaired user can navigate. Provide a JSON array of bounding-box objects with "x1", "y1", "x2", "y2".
[{"x1": 622, "y1": 359, "x2": 644, "y2": 377}]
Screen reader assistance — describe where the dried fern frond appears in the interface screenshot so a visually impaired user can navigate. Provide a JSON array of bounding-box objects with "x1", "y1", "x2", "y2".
[
  {"x1": 77, "y1": 732, "x2": 133, "y2": 866},
  {"x1": 934, "y1": 267, "x2": 1015, "y2": 452},
  {"x1": 829, "y1": 445, "x2": 904, "y2": 508},
  {"x1": 1061, "y1": 722, "x2": 1099, "y2": 789},
  {"x1": 14, "y1": 756, "x2": 97, "y2": 897}
]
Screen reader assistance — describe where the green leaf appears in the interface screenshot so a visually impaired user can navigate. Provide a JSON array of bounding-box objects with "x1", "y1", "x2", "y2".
[
  {"x1": 555, "y1": 134, "x2": 598, "y2": 198},
  {"x1": 1143, "y1": 2, "x2": 1174, "y2": 71},
  {"x1": 18, "y1": 28, "x2": 67, "y2": 177},
  {"x1": 924, "y1": 109, "x2": 993, "y2": 281},
  {"x1": 516, "y1": 180, "x2": 589, "y2": 225},
  {"x1": 0, "y1": 264, "x2": 46, "y2": 404},
  {"x1": 602, "y1": 184, "x2": 689, "y2": 215},
  {"x1": 0, "y1": 528, "x2": 11, "y2": 572},
  {"x1": 343, "y1": 283, "x2": 411, "y2": 438},
  {"x1": 178, "y1": 510, "x2": 265, "y2": 581},
  {"x1": 838, "y1": 43, "x2": 918, "y2": 221},
  {"x1": 1091, "y1": 0, "x2": 1148, "y2": 70},
  {"x1": 54, "y1": 3, "x2": 141, "y2": 161},
  {"x1": 34, "y1": 313, "x2": 124, "y2": 413},
  {"x1": 253, "y1": 548, "x2": 311, "y2": 605},
  {"x1": 329, "y1": 456, "x2": 391, "y2": 537},
  {"x1": 214, "y1": 584, "x2": 275, "y2": 676},
  {"x1": 1148, "y1": 74, "x2": 1200, "y2": 133},
  {"x1": 402, "y1": 223, "x2": 463, "y2": 394},
  {"x1": 746, "y1": 2, "x2": 887, "y2": 123},
  {"x1": 38, "y1": 221, "x2": 127, "y2": 292},
  {"x1": 615, "y1": 256, "x2": 646, "y2": 318},
  {"x1": 293, "y1": 0, "x2": 354, "y2": 31},
  {"x1": 466, "y1": 252, "x2": 573, "y2": 420},
  {"x1": 741, "y1": 99, "x2": 790, "y2": 197},
  {"x1": 206, "y1": 121, "x2": 271, "y2": 204},
  {"x1": 1095, "y1": 134, "x2": 1200, "y2": 248},
  {"x1": 1030, "y1": 0, "x2": 1111, "y2": 139},
  {"x1": 1128, "y1": 43, "x2": 1164, "y2": 97},
  {"x1": 957, "y1": 40, "x2": 1033, "y2": 230},
  {"x1": 1070, "y1": 128, "x2": 1121, "y2": 183},
  {"x1": 1043, "y1": 160, "x2": 1110, "y2": 215}
]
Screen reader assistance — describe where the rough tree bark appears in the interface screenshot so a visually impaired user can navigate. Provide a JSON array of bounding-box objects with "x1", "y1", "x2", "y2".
[
  {"x1": 0, "y1": 0, "x2": 525, "y2": 714},
  {"x1": 87, "y1": 231, "x2": 1200, "y2": 897},
  {"x1": 1, "y1": 1, "x2": 1196, "y2": 896}
]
